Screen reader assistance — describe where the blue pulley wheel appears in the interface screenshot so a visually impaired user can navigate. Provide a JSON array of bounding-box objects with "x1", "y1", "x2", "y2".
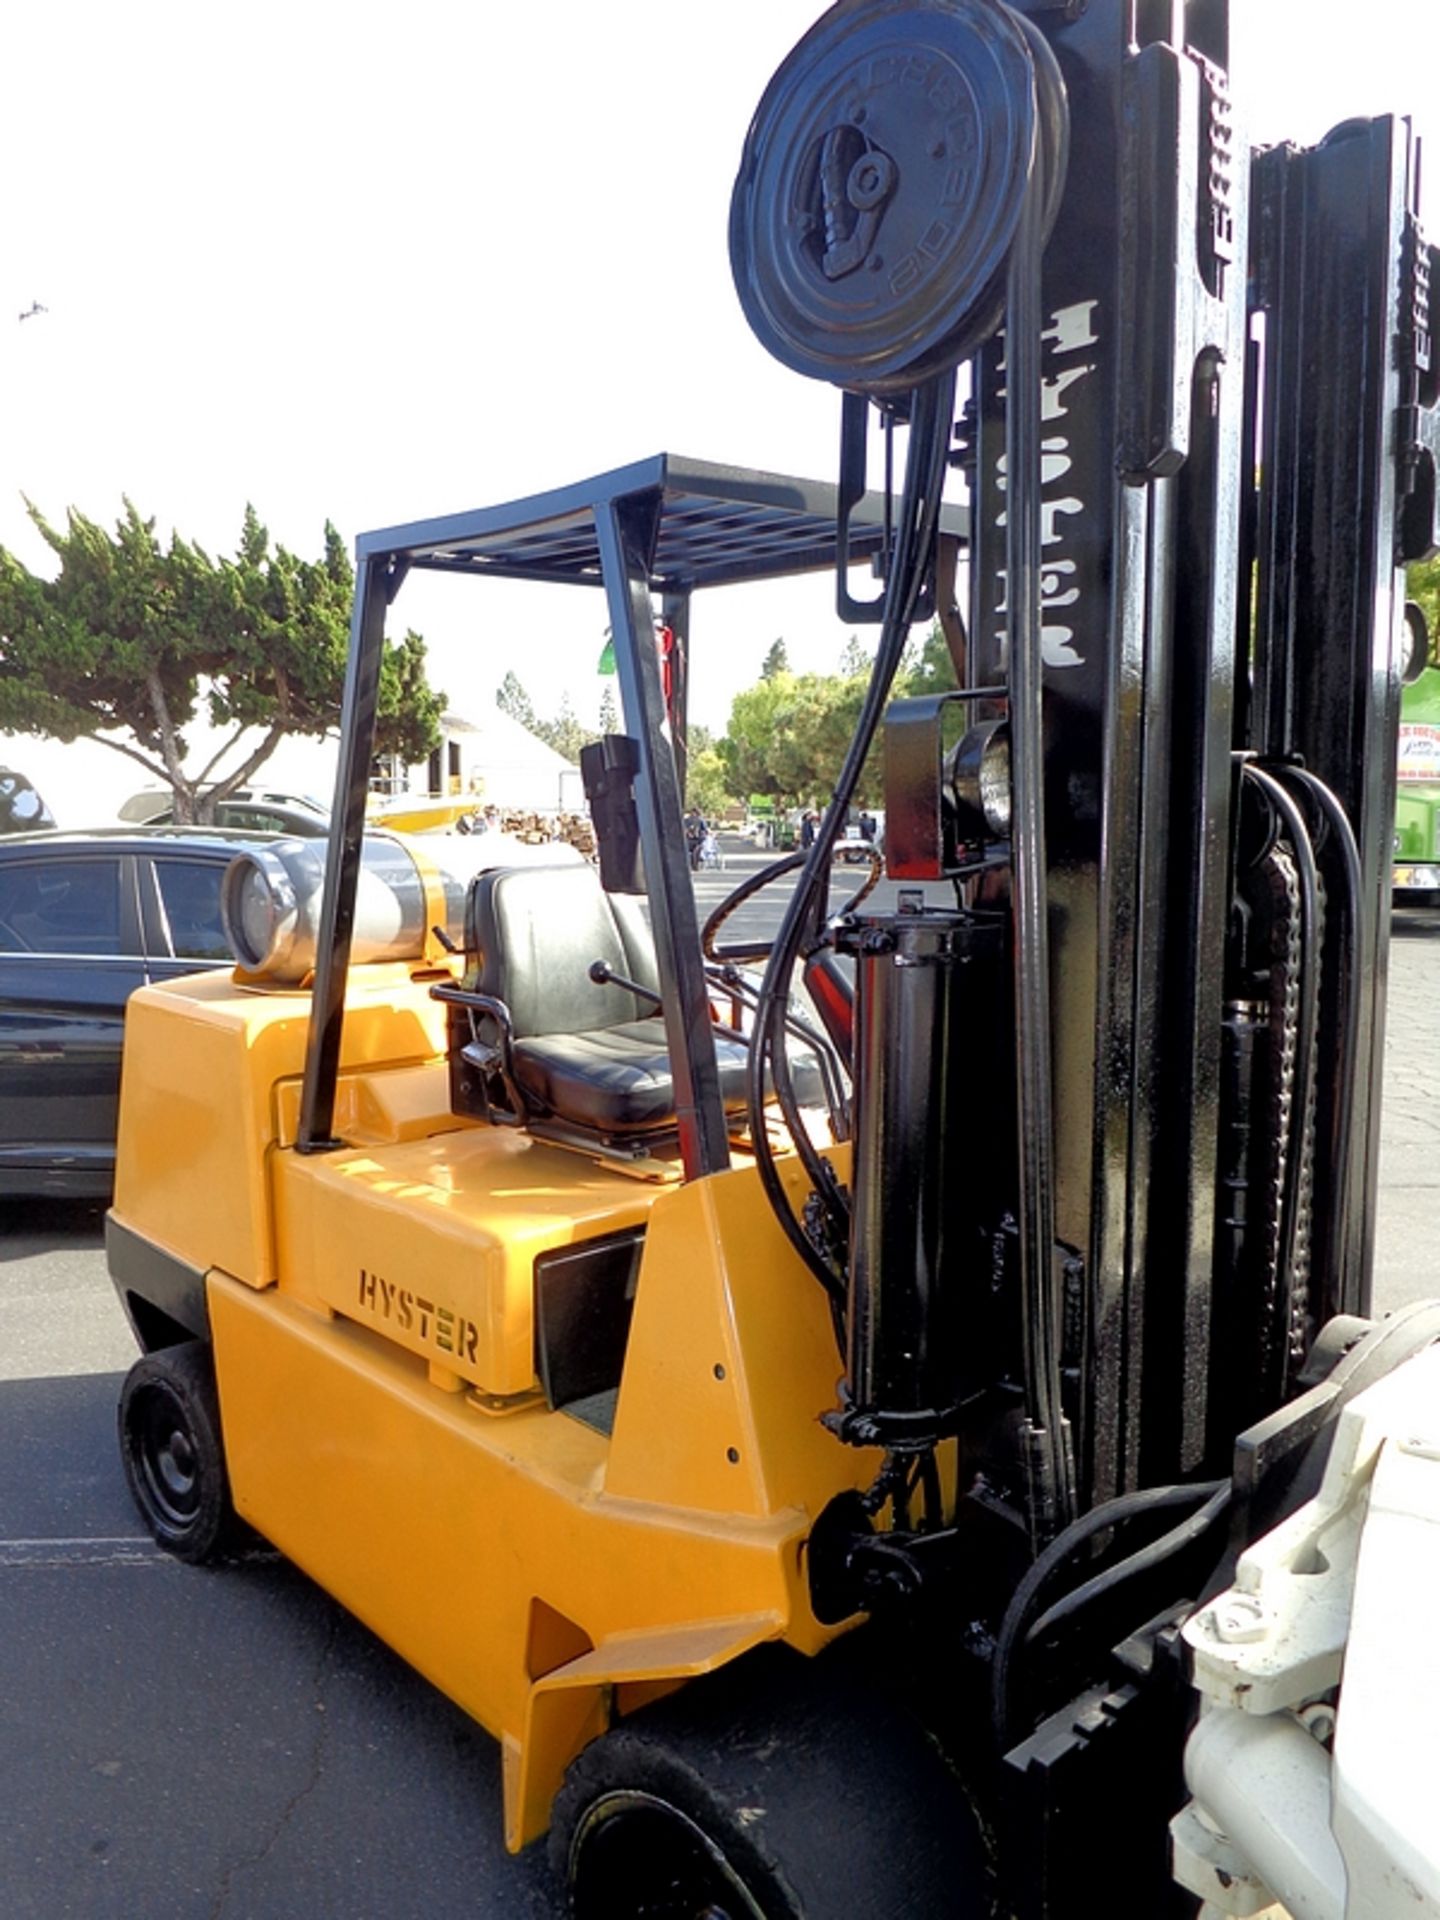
[{"x1": 730, "y1": 0, "x2": 1068, "y2": 394}]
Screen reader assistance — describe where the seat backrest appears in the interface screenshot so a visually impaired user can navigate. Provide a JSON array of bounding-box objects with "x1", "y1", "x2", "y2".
[{"x1": 463, "y1": 863, "x2": 661, "y2": 1038}]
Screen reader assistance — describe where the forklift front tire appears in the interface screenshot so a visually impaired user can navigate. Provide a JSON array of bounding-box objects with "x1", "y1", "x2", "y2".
[
  {"x1": 118, "y1": 1341, "x2": 238, "y2": 1564},
  {"x1": 550, "y1": 1647, "x2": 987, "y2": 1920}
]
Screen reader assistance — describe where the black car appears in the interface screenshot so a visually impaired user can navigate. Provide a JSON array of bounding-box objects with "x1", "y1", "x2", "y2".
[{"x1": 0, "y1": 828, "x2": 273, "y2": 1198}]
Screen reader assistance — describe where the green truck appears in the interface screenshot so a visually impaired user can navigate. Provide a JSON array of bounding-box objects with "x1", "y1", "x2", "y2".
[{"x1": 1395, "y1": 664, "x2": 1440, "y2": 905}]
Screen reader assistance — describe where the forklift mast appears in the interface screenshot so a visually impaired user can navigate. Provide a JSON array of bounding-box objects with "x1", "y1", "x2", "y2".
[
  {"x1": 725, "y1": 4, "x2": 1439, "y2": 1895},
  {"x1": 962, "y1": 4, "x2": 1424, "y2": 1500},
  {"x1": 732, "y1": 0, "x2": 1429, "y2": 1525}
]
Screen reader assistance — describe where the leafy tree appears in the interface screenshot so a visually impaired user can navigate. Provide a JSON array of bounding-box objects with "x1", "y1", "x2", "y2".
[
  {"x1": 905, "y1": 618, "x2": 962, "y2": 695},
  {"x1": 1408, "y1": 555, "x2": 1440, "y2": 667},
  {"x1": 686, "y1": 746, "x2": 734, "y2": 818},
  {"x1": 760, "y1": 638, "x2": 789, "y2": 680},
  {"x1": 720, "y1": 669, "x2": 849, "y2": 808},
  {"x1": 717, "y1": 619, "x2": 961, "y2": 811},
  {"x1": 0, "y1": 499, "x2": 444, "y2": 822},
  {"x1": 598, "y1": 684, "x2": 619, "y2": 735},
  {"x1": 720, "y1": 671, "x2": 801, "y2": 804}
]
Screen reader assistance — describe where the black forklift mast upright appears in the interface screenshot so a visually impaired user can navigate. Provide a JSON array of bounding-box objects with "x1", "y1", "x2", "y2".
[
  {"x1": 1250, "y1": 117, "x2": 1433, "y2": 1312},
  {"x1": 959, "y1": 2, "x2": 1423, "y2": 1504},
  {"x1": 722, "y1": 0, "x2": 1435, "y2": 1659},
  {"x1": 725, "y1": 4, "x2": 1433, "y2": 1903},
  {"x1": 960, "y1": 0, "x2": 1253, "y2": 1502}
]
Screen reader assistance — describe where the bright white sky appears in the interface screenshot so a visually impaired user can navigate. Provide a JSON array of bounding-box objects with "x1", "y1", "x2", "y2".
[{"x1": 3, "y1": 0, "x2": 1437, "y2": 740}]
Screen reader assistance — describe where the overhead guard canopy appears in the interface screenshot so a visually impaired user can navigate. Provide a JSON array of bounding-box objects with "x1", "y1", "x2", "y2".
[{"x1": 355, "y1": 451, "x2": 969, "y2": 591}]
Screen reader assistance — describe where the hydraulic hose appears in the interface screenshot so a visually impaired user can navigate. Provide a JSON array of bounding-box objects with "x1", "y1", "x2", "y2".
[
  {"x1": 991, "y1": 1478, "x2": 1229, "y2": 1745},
  {"x1": 1023, "y1": 1483, "x2": 1232, "y2": 1655},
  {"x1": 731, "y1": 2, "x2": 1073, "y2": 1423},
  {"x1": 743, "y1": 369, "x2": 958, "y2": 1308},
  {"x1": 1268, "y1": 764, "x2": 1363, "y2": 1316}
]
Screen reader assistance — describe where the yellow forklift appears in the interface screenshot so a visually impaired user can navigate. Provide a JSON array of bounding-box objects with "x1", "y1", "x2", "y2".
[{"x1": 108, "y1": 2, "x2": 1440, "y2": 1913}]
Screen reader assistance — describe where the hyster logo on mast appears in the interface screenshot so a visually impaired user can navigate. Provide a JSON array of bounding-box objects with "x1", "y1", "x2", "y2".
[{"x1": 993, "y1": 299, "x2": 1099, "y2": 670}]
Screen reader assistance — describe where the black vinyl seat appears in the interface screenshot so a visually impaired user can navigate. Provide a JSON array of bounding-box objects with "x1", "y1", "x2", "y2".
[
  {"x1": 511, "y1": 1018, "x2": 754, "y2": 1133},
  {"x1": 441, "y1": 862, "x2": 762, "y2": 1144}
]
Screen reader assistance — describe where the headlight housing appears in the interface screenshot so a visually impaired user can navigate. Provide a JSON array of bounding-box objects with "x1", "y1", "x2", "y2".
[{"x1": 948, "y1": 719, "x2": 1012, "y2": 841}]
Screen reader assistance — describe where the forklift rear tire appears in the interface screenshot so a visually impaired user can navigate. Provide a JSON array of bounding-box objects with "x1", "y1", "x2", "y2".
[
  {"x1": 550, "y1": 1645, "x2": 988, "y2": 1920},
  {"x1": 119, "y1": 1341, "x2": 238, "y2": 1564}
]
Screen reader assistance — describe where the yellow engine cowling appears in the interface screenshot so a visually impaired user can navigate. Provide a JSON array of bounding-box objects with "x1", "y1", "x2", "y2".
[{"x1": 110, "y1": 959, "x2": 875, "y2": 1849}]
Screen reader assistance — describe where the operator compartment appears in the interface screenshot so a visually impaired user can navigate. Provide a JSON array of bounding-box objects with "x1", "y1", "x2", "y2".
[
  {"x1": 261, "y1": 847, "x2": 688, "y2": 1406},
  {"x1": 437, "y1": 859, "x2": 762, "y2": 1152}
]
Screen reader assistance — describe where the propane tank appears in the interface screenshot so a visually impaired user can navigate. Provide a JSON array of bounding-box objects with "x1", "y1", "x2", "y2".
[{"x1": 220, "y1": 831, "x2": 583, "y2": 984}]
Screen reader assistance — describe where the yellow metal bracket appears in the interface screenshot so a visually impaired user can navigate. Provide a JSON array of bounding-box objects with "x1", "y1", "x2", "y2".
[{"x1": 504, "y1": 1612, "x2": 781, "y2": 1852}]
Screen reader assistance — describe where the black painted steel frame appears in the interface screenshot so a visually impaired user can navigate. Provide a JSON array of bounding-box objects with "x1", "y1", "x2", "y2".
[
  {"x1": 969, "y1": 0, "x2": 1247, "y2": 1501},
  {"x1": 961, "y1": 0, "x2": 1421, "y2": 1515},
  {"x1": 971, "y1": 5, "x2": 1431, "y2": 1909},
  {"x1": 295, "y1": 455, "x2": 968, "y2": 1180},
  {"x1": 1249, "y1": 118, "x2": 1422, "y2": 1325}
]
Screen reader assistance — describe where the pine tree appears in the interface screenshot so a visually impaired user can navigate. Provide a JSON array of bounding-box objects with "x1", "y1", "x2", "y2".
[
  {"x1": 496, "y1": 671, "x2": 538, "y2": 732},
  {"x1": 760, "y1": 638, "x2": 789, "y2": 680}
]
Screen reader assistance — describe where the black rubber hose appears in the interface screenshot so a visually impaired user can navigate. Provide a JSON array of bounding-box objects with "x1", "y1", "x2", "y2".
[
  {"x1": 990, "y1": 1478, "x2": 1227, "y2": 1744},
  {"x1": 757, "y1": 386, "x2": 951, "y2": 1240},
  {"x1": 1269, "y1": 763, "x2": 1363, "y2": 1315},
  {"x1": 1022, "y1": 1482, "x2": 1233, "y2": 1656},
  {"x1": 739, "y1": 1, "x2": 1069, "y2": 1328},
  {"x1": 700, "y1": 848, "x2": 881, "y2": 965},
  {"x1": 744, "y1": 369, "x2": 958, "y2": 1306}
]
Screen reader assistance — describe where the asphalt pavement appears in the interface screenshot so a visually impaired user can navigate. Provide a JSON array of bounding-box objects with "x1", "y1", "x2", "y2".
[{"x1": 1, "y1": 846, "x2": 1434, "y2": 1916}]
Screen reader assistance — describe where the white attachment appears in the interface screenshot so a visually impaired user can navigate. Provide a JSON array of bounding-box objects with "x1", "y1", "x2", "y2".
[
  {"x1": 1330, "y1": 1410, "x2": 1440, "y2": 1917},
  {"x1": 1184, "y1": 1707, "x2": 1345, "y2": 1919},
  {"x1": 1172, "y1": 1337, "x2": 1440, "y2": 1919}
]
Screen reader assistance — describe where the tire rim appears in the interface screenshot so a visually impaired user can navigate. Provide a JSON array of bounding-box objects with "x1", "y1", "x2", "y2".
[
  {"x1": 128, "y1": 1384, "x2": 202, "y2": 1533},
  {"x1": 569, "y1": 1789, "x2": 769, "y2": 1920}
]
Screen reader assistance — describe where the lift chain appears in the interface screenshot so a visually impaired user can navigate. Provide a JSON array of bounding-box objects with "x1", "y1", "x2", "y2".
[{"x1": 1255, "y1": 843, "x2": 1322, "y2": 1385}]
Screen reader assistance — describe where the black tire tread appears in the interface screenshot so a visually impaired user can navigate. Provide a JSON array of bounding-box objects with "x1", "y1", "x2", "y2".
[
  {"x1": 118, "y1": 1338, "x2": 239, "y2": 1565},
  {"x1": 550, "y1": 1643, "x2": 989, "y2": 1920}
]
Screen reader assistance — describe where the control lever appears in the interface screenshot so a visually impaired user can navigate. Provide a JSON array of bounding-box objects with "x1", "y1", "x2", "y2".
[{"x1": 588, "y1": 959, "x2": 663, "y2": 1012}]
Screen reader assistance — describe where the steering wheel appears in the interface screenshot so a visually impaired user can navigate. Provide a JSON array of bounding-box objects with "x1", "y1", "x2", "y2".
[{"x1": 701, "y1": 845, "x2": 884, "y2": 963}]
